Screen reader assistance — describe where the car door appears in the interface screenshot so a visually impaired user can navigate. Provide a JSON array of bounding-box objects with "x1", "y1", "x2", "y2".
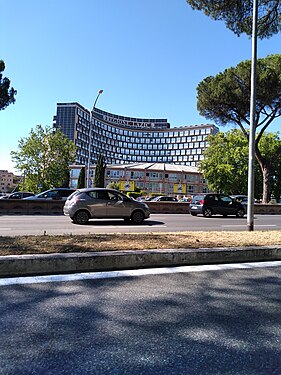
[
  {"x1": 204, "y1": 194, "x2": 220, "y2": 214},
  {"x1": 86, "y1": 190, "x2": 110, "y2": 217},
  {"x1": 106, "y1": 191, "x2": 131, "y2": 217},
  {"x1": 218, "y1": 195, "x2": 236, "y2": 215}
]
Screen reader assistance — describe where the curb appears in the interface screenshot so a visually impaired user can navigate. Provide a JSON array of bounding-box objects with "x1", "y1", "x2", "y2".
[{"x1": 0, "y1": 245, "x2": 280, "y2": 278}]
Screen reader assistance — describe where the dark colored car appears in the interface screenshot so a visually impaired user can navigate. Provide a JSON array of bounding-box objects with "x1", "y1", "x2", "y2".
[
  {"x1": 230, "y1": 195, "x2": 248, "y2": 204},
  {"x1": 0, "y1": 191, "x2": 35, "y2": 199},
  {"x1": 64, "y1": 188, "x2": 150, "y2": 225},
  {"x1": 152, "y1": 196, "x2": 178, "y2": 202},
  {"x1": 189, "y1": 193, "x2": 245, "y2": 218},
  {"x1": 24, "y1": 188, "x2": 76, "y2": 201}
]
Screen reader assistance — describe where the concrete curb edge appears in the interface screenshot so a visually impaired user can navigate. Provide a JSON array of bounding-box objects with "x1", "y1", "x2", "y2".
[{"x1": 0, "y1": 245, "x2": 280, "y2": 277}]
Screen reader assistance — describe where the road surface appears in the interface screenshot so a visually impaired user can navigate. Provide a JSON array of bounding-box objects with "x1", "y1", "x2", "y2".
[
  {"x1": 0, "y1": 214, "x2": 281, "y2": 235},
  {"x1": 0, "y1": 262, "x2": 280, "y2": 374}
]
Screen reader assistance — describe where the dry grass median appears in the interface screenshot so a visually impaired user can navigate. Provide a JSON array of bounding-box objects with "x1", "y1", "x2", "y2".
[{"x1": 0, "y1": 231, "x2": 281, "y2": 256}]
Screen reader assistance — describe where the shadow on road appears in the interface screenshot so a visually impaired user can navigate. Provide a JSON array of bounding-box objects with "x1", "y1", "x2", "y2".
[{"x1": 71, "y1": 219, "x2": 165, "y2": 227}]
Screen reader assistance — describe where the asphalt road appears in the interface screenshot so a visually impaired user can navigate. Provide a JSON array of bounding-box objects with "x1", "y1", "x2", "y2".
[
  {"x1": 0, "y1": 214, "x2": 281, "y2": 236},
  {"x1": 0, "y1": 262, "x2": 280, "y2": 374}
]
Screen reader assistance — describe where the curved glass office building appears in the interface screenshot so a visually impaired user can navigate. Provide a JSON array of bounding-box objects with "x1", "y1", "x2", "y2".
[{"x1": 53, "y1": 102, "x2": 219, "y2": 168}]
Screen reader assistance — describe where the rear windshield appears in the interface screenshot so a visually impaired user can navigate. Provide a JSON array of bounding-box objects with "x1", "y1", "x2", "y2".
[{"x1": 191, "y1": 195, "x2": 205, "y2": 204}]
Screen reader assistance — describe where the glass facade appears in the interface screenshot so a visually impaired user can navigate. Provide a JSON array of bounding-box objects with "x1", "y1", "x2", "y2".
[{"x1": 54, "y1": 102, "x2": 219, "y2": 167}]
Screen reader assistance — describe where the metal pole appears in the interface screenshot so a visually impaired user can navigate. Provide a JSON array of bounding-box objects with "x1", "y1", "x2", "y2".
[
  {"x1": 86, "y1": 90, "x2": 103, "y2": 188},
  {"x1": 247, "y1": 0, "x2": 258, "y2": 231}
]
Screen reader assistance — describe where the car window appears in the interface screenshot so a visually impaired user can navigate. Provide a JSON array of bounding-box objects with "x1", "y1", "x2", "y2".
[
  {"x1": 10, "y1": 193, "x2": 21, "y2": 199},
  {"x1": 97, "y1": 191, "x2": 111, "y2": 200},
  {"x1": 48, "y1": 190, "x2": 60, "y2": 198},
  {"x1": 192, "y1": 195, "x2": 204, "y2": 203},
  {"x1": 88, "y1": 190, "x2": 110, "y2": 200},
  {"x1": 108, "y1": 192, "x2": 123, "y2": 201},
  {"x1": 59, "y1": 189, "x2": 75, "y2": 198},
  {"x1": 206, "y1": 195, "x2": 218, "y2": 202},
  {"x1": 38, "y1": 190, "x2": 58, "y2": 198},
  {"x1": 220, "y1": 195, "x2": 232, "y2": 203}
]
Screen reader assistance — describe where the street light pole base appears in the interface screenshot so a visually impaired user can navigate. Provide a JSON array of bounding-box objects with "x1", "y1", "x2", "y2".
[{"x1": 247, "y1": 223, "x2": 254, "y2": 231}]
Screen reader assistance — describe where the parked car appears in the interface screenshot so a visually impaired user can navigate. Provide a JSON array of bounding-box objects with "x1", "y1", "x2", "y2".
[
  {"x1": 24, "y1": 188, "x2": 76, "y2": 201},
  {"x1": 230, "y1": 195, "x2": 248, "y2": 204},
  {"x1": 230, "y1": 195, "x2": 260, "y2": 207},
  {"x1": 152, "y1": 196, "x2": 178, "y2": 202},
  {"x1": 0, "y1": 193, "x2": 10, "y2": 199},
  {"x1": 0, "y1": 191, "x2": 35, "y2": 199},
  {"x1": 189, "y1": 193, "x2": 245, "y2": 218},
  {"x1": 63, "y1": 188, "x2": 150, "y2": 225},
  {"x1": 178, "y1": 195, "x2": 193, "y2": 203}
]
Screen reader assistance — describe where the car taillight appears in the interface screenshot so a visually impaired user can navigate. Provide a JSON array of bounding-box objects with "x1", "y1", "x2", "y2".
[{"x1": 200, "y1": 199, "x2": 205, "y2": 204}]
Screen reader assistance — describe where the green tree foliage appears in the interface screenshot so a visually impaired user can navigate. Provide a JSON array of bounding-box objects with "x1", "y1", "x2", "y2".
[
  {"x1": 199, "y1": 129, "x2": 281, "y2": 200},
  {"x1": 11, "y1": 125, "x2": 76, "y2": 193},
  {"x1": 196, "y1": 54, "x2": 281, "y2": 202},
  {"x1": 77, "y1": 167, "x2": 86, "y2": 188},
  {"x1": 186, "y1": 0, "x2": 281, "y2": 38},
  {"x1": 0, "y1": 60, "x2": 17, "y2": 110},
  {"x1": 106, "y1": 181, "x2": 120, "y2": 190},
  {"x1": 199, "y1": 130, "x2": 249, "y2": 194},
  {"x1": 94, "y1": 154, "x2": 106, "y2": 188}
]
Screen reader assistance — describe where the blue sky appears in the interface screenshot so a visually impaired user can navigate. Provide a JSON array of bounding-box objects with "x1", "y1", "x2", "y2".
[{"x1": 1, "y1": 0, "x2": 281, "y2": 173}]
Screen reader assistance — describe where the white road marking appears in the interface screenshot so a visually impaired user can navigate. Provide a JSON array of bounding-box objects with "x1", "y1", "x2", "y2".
[
  {"x1": 222, "y1": 224, "x2": 276, "y2": 228},
  {"x1": 0, "y1": 261, "x2": 281, "y2": 286}
]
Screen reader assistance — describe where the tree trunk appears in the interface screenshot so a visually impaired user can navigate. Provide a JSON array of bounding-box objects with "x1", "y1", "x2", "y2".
[
  {"x1": 255, "y1": 151, "x2": 271, "y2": 204},
  {"x1": 256, "y1": 158, "x2": 271, "y2": 203},
  {"x1": 262, "y1": 166, "x2": 271, "y2": 203}
]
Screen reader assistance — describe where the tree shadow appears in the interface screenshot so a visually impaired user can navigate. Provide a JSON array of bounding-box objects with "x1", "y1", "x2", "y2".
[{"x1": 0, "y1": 266, "x2": 280, "y2": 374}]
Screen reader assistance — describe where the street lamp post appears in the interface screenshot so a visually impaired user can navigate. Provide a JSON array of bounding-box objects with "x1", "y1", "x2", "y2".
[
  {"x1": 247, "y1": 0, "x2": 258, "y2": 231},
  {"x1": 86, "y1": 89, "x2": 103, "y2": 188}
]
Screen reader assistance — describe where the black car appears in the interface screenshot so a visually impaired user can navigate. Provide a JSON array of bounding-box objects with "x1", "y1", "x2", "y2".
[
  {"x1": 0, "y1": 191, "x2": 35, "y2": 199},
  {"x1": 189, "y1": 193, "x2": 245, "y2": 218},
  {"x1": 23, "y1": 188, "x2": 76, "y2": 201},
  {"x1": 152, "y1": 196, "x2": 178, "y2": 202}
]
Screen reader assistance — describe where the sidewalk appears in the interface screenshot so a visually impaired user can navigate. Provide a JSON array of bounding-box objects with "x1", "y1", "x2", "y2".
[{"x1": 0, "y1": 245, "x2": 280, "y2": 278}]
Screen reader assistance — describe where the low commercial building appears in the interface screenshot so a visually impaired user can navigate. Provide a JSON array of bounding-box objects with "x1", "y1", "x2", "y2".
[{"x1": 69, "y1": 163, "x2": 208, "y2": 196}]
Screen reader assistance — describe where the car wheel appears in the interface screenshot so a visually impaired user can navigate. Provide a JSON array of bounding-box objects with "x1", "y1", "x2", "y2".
[
  {"x1": 190, "y1": 212, "x2": 198, "y2": 216},
  {"x1": 203, "y1": 207, "x2": 213, "y2": 218},
  {"x1": 236, "y1": 208, "x2": 245, "y2": 218},
  {"x1": 73, "y1": 210, "x2": 90, "y2": 225},
  {"x1": 131, "y1": 210, "x2": 145, "y2": 224}
]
